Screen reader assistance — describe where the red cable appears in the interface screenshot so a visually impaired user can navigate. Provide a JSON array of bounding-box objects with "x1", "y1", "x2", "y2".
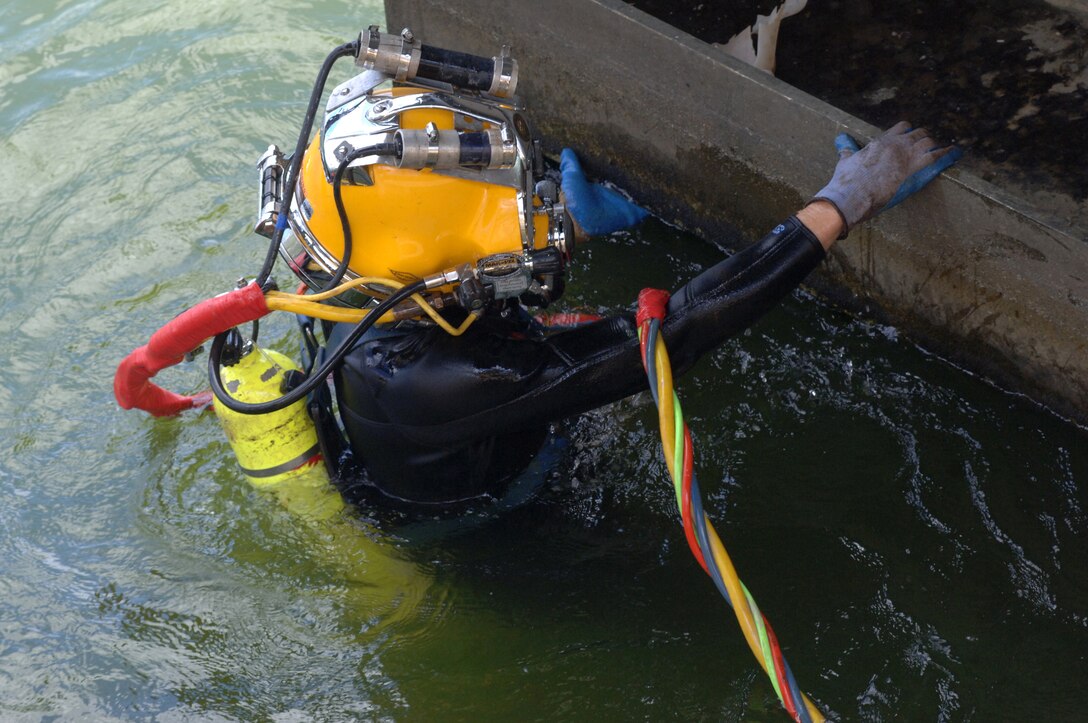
[
  {"x1": 639, "y1": 290, "x2": 814, "y2": 722},
  {"x1": 641, "y1": 319, "x2": 705, "y2": 569},
  {"x1": 680, "y1": 426, "x2": 707, "y2": 572},
  {"x1": 765, "y1": 615, "x2": 800, "y2": 722}
]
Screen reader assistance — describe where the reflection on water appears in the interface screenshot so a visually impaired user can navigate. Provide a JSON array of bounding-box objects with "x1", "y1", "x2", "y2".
[{"x1": 0, "y1": 0, "x2": 1086, "y2": 720}]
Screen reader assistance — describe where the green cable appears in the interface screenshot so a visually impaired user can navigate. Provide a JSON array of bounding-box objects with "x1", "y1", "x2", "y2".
[
  {"x1": 672, "y1": 392, "x2": 685, "y2": 509},
  {"x1": 743, "y1": 582, "x2": 782, "y2": 701}
]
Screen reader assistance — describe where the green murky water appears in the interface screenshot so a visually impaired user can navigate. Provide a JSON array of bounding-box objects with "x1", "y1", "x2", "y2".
[{"x1": 2, "y1": 1, "x2": 1086, "y2": 720}]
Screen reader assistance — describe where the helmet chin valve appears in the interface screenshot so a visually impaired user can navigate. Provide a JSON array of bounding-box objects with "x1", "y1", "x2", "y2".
[
  {"x1": 474, "y1": 246, "x2": 565, "y2": 303},
  {"x1": 421, "y1": 245, "x2": 566, "y2": 312}
]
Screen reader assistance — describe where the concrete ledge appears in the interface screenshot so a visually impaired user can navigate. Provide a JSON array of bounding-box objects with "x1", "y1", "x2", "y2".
[{"x1": 386, "y1": 0, "x2": 1088, "y2": 423}]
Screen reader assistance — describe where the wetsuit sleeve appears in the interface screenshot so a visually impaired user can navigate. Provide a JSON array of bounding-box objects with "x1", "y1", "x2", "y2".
[
  {"x1": 533, "y1": 215, "x2": 826, "y2": 418},
  {"x1": 336, "y1": 217, "x2": 825, "y2": 449},
  {"x1": 659, "y1": 216, "x2": 826, "y2": 375}
]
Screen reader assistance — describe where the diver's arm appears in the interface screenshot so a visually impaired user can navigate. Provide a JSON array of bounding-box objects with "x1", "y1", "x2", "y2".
[
  {"x1": 502, "y1": 214, "x2": 828, "y2": 421},
  {"x1": 540, "y1": 123, "x2": 960, "y2": 415},
  {"x1": 540, "y1": 123, "x2": 961, "y2": 416},
  {"x1": 795, "y1": 200, "x2": 844, "y2": 251},
  {"x1": 649, "y1": 212, "x2": 826, "y2": 379}
]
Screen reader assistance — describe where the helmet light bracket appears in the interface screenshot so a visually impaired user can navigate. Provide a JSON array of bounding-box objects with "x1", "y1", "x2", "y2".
[{"x1": 356, "y1": 26, "x2": 519, "y2": 99}]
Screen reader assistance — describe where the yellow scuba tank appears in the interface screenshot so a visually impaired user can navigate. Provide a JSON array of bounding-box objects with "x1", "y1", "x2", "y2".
[{"x1": 213, "y1": 346, "x2": 345, "y2": 521}]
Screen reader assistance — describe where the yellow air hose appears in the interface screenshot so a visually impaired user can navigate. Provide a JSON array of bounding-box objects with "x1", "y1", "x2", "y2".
[{"x1": 264, "y1": 275, "x2": 477, "y2": 336}]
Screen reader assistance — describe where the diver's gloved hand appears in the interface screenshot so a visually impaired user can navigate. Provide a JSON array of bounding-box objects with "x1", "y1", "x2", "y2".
[
  {"x1": 560, "y1": 148, "x2": 649, "y2": 236},
  {"x1": 812, "y1": 121, "x2": 962, "y2": 237}
]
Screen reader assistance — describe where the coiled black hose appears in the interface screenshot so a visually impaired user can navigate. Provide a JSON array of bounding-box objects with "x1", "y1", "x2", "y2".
[
  {"x1": 254, "y1": 40, "x2": 358, "y2": 289},
  {"x1": 208, "y1": 278, "x2": 426, "y2": 415}
]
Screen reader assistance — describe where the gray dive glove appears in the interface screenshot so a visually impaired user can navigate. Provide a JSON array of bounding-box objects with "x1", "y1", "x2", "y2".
[{"x1": 813, "y1": 121, "x2": 960, "y2": 238}]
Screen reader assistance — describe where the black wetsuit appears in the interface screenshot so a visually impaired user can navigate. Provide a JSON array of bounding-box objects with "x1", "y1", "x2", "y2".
[{"x1": 327, "y1": 217, "x2": 825, "y2": 505}]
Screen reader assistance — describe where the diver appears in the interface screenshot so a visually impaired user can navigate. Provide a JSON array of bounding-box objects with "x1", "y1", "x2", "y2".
[{"x1": 115, "y1": 27, "x2": 959, "y2": 514}]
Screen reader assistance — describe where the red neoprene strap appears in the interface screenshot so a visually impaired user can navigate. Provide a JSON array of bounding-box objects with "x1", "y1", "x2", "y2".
[
  {"x1": 114, "y1": 282, "x2": 270, "y2": 416},
  {"x1": 533, "y1": 311, "x2": 604, "y2": 327}
]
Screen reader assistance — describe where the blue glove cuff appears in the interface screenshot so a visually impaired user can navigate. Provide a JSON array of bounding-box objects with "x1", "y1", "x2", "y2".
[{"x1": 883, "y1": 146, "x2": 963, "y2": 211}]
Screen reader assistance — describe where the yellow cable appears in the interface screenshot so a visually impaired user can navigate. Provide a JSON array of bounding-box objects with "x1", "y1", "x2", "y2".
[
  {"x1": 653, "y1": 339, "x2": 678, "y2": 480},
  {"x1": 419, "y1": 307, "x2": 477, "y2": 336},
  {"x1": 265, "y1": 275, "x2": 478, "y2": 337},
  {"x1": 652, "y1": 339, "x2": 771, "y2": 681},
  {"x1": 804, "y1": 695, "x2": 825, "y2": 722},
  {"x1": 705, "y1": 518, "x2": 771, "y2": 671},
  {"x1": 650, "y1": 329, "x2": 824, "y2": 723},
  {"x1": 282, "y1": 276, "x2": 397, "y2": 303},
  {"x1": 265, "y1": 295, "x2": 389, "y2": 323}
]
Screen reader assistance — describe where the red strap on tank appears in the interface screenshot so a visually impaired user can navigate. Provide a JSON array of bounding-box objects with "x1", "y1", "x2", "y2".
[
  {"x1": 114, "y1": 282, "x2": 270, "y2": 417},
  {"x1": 533, "y1": 311, "x2": 604, "y2": 327},
  {"x1": 636, "y1": 288, "x2": 670, "y2": 327}
]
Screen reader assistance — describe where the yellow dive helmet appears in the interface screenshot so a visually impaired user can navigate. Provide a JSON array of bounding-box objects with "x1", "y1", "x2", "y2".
[{"x1": 256, "y1": 26, "x2": 572, "y2": 314}]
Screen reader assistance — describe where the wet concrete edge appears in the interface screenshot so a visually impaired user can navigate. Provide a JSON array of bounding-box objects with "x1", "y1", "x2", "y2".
[{"x1": 386, "y1": 0, "x2": 1088, "y2": 424}]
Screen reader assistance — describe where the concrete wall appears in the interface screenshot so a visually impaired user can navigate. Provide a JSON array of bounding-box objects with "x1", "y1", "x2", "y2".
[{"x1": 386, "y1": 0, "x2": 1088, "y2": 424}]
